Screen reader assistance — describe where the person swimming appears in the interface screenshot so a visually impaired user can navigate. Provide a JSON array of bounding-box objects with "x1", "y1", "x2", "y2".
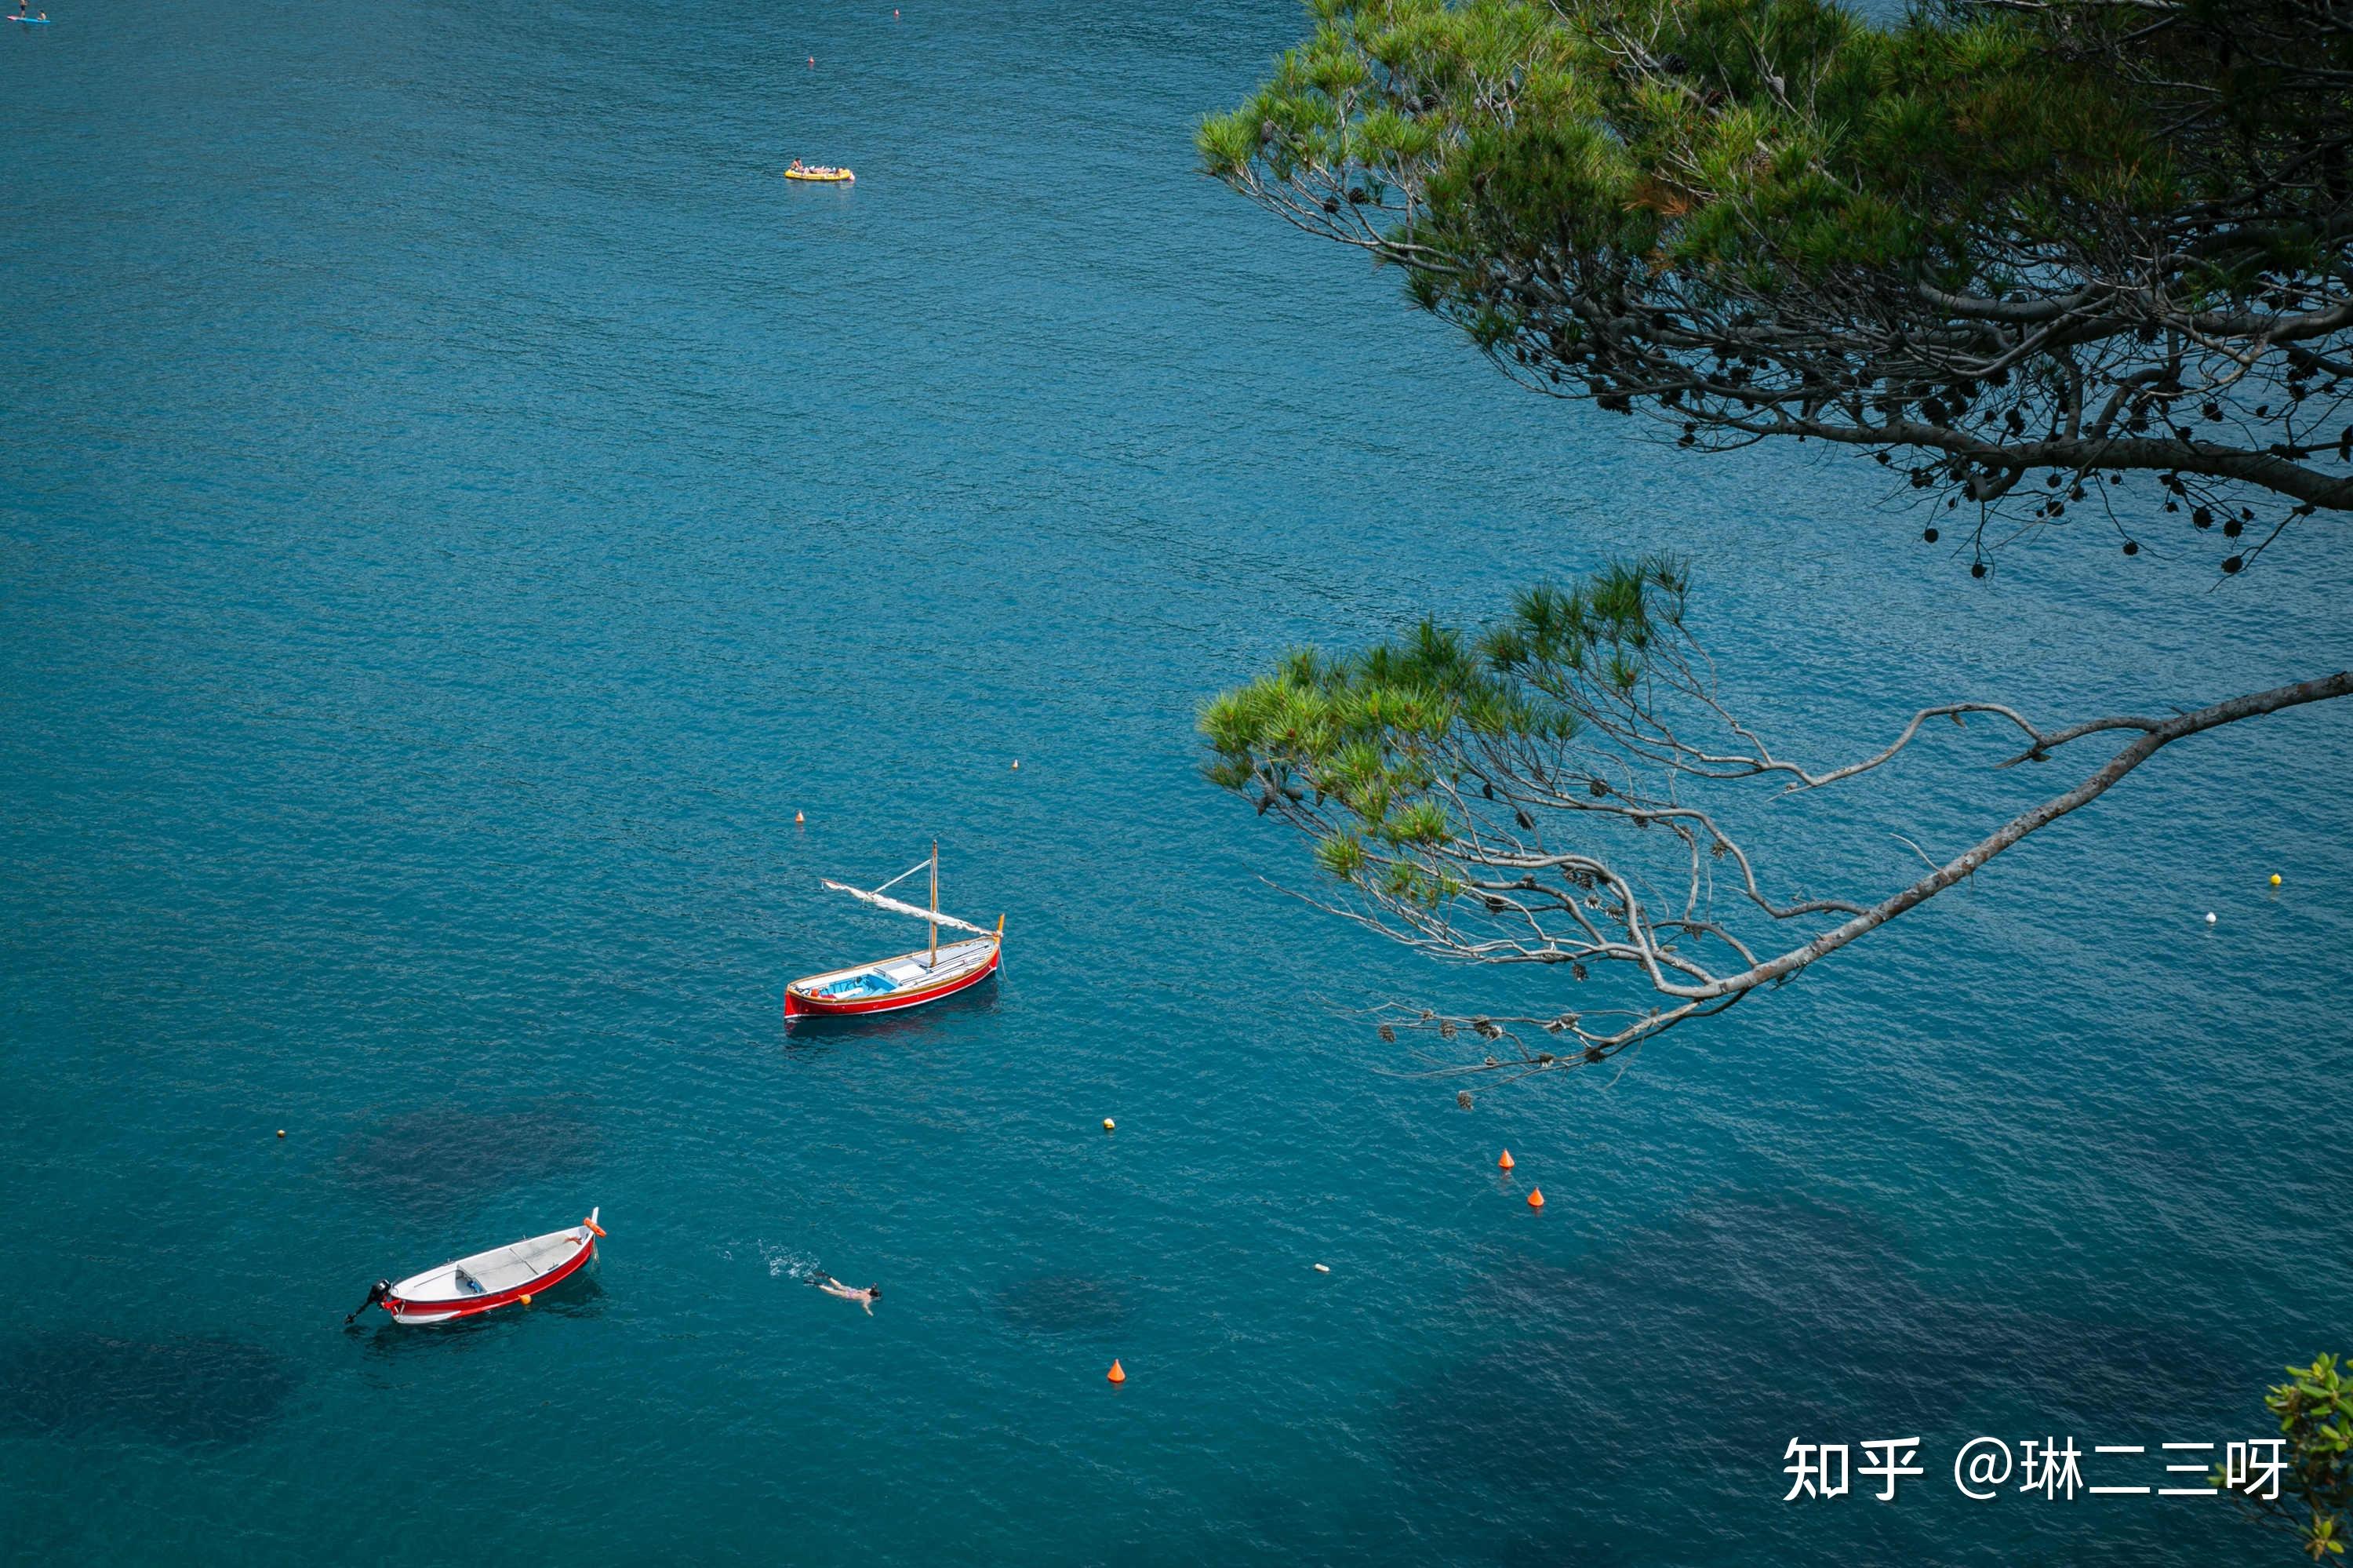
[{"x1": 814, "y1": 1275, "x2": 880, "y2": 1315}]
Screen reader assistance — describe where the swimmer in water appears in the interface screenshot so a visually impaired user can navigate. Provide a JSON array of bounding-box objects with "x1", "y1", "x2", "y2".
[{"x1": 815, "y1": 1275, "x2": 880, "y2": 1315}]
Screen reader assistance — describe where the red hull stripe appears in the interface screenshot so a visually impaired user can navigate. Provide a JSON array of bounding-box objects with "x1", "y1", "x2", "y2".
[
  {"x1": 786, "y1": 947, "x2": 998, "y2": 1017},
  {"x1": 383, "y1": 1235, "x2": 595, "y2": 1321}
]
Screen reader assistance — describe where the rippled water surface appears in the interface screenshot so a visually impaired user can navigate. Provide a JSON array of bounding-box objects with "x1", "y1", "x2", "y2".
[{"x1": 4, "y1": 2, "x2": 2349, "y2": 1563}]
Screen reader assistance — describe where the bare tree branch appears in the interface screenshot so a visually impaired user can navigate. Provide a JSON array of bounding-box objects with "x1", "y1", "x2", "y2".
[{"x1": 1202, "y1": 562, "x2": 2352, "y2": 1080}]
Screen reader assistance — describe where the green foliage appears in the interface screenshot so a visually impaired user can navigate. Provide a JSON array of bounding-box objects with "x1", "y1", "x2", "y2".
[
  {"x1": 1198, "y1": 557, "x2": 1688, "y2": 885},
  {"x1": 2235, "y1": 1354, "x2": 2353, "y2": 1560},
  {"x1": 1200, "y1": 0, "x2": 2353, "y2": 546},
  {"x1": 1316, "y1": 831, "x2": 1369, "y2": 881},
  {"x1": 1199, "y1": 0, "x2": 2170, "y2": 297}
]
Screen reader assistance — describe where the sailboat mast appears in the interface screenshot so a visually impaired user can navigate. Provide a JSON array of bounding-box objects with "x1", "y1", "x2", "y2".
[{"x1": 929, "y1": 840, "x2": 939, "y2": 966}]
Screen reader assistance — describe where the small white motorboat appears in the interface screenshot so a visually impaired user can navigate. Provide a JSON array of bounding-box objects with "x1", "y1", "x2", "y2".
[{"x1": 351, "y1": 1209, "x2": 605, "y2": 1325}]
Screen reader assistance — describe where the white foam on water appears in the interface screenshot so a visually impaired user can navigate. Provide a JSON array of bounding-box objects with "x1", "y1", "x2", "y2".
[{"x1": 756, "y1": 1241, "x2": 818, "y2": 1281}]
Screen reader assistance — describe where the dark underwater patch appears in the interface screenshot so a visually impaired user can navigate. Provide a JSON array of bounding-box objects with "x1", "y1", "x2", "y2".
[
  {"x1": 336, "y1": 1099, "x2": 598, "y2": 1215},
  {"x1": 0, "y1": 1331, "x2": 296, "y2": 1446},
  {"x1": 994, "y1": 1274, "x2": 1133, "y2": 1335},
  {"x1": 1385, "y1": 1189, "x2": 2240, "y2": 1559}
]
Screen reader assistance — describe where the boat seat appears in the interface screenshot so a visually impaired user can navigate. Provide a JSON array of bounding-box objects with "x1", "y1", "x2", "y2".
[{"x1": 819, "y1": 970, "x2": 898, "y2": 999}]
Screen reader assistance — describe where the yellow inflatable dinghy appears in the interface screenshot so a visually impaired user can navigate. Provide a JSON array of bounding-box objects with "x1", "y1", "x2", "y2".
[{"x1": 784, "y1": 166, "x2": 854, "y2": 183}]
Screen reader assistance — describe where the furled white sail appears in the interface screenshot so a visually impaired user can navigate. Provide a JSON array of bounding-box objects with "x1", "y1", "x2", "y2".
[{"x1": 820, "y1": 881, "x2": 995, "y2": 938}]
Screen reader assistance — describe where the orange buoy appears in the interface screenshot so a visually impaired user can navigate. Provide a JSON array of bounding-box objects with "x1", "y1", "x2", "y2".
[
  {"x1": 795, "y1": 810, "x2": 805, "y2": 825},
  {"x1": 1107, "y1": 1359, "x2": 1126, "y2": 1384},
  {"x1": 518, "y1": 1293, "x2": 533, "y2": 1306},
  {"x1": 1526, "y1": 1187, "x2": 1544, "y2": 1209},
  {"x1": 1497, "y1": 1149, "x2": 1514, "y2": 1170}
]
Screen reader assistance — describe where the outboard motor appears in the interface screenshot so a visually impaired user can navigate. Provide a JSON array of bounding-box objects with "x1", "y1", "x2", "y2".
[{"x1": 346, "y1": 1279, "x2": 391, "y2": 1325}]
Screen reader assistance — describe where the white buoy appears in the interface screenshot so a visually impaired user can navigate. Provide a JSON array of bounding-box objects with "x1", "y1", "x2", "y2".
[
  {"x1": 1312, "y1": 1263, "x2": 1330, "y2": 1274},
  {"x1": 2205, "y1": 911, "x2": 2217, "y2": 924}
]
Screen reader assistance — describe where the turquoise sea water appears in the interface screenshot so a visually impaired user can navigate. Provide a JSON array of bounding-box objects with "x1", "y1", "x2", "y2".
[{"x1": 3, "y1": 2, "x2": 2349, "y2": 1563}]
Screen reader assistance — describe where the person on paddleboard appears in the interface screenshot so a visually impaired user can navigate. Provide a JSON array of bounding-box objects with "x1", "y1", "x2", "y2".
[{"x1": 814, "y1": 1275, "x2": 880, "y2": 1315}]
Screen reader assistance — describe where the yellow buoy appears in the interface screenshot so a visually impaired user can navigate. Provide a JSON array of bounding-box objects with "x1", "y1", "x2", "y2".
[
  {"x1": 276, "y1": 1130, "x2": 285, "y2": 1139},
  {"x1": 519, "y1": 1293, "x2": 533, "y2": 1306},
  {"x1": 1102, "y1": 1118, "x2": 1115, "y2": 1132},
  {"x1": 2271, "y1": 873, "x2": 2282, "y2": 887}
]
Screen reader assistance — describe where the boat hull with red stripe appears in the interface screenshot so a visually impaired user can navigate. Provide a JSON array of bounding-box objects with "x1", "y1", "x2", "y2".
[
  {"x1": 376, "y1": 1210, "x2": 604, "y2": 1324},
  {"x1": 784, "y1": 935, "x2": 1000, "y2": 1018}
]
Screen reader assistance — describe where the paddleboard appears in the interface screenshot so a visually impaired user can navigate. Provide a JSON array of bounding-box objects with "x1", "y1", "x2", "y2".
[{"x1": 8, "y1": 15, "x2": 54, "y2": 21}]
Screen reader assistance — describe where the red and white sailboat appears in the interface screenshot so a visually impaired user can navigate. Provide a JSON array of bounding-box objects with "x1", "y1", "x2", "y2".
[
  {"x1": 784, "y1": 842, "x2": 1002, "y2": 1019},
  {"x1": 351, "y1": 1209, "x2": 605, "y2": 1325}
]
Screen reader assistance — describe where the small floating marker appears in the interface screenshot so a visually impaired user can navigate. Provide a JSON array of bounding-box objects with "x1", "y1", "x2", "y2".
[
  {"x1": 1312, "y1": 1263, "x2": 1330, "y2": 1274},
  {"x1": 1102, "y1": 1118, "x2": 1115, "y2": 1132},
  {"x1": 1497, "y1": 1149, "x2": 1514, "y2": 1170},
  {"x1": 2206, "y1": 911, "x2": 2217, "y2": 925},
  {"x1": 808, "y1": 56, "x2": 815, "y2": 66},
  {"x1": 795, "y1": 810, "x2": 805, "y2": 825},
  {"x1": 276, "y1": 1129, "x2": 286, "y2": 1139},
  {"x1": 1526, "y1": 1187, "x2": 1545, "y2": 1209},
  {"x1": 518, "y1": 1293, "x2": 533, "y2": 1306},
  {"x1": 1107, "y1": 1359, "x2": 1126, "y2": 1384},
  {"x1": 1011, "y1": 759, "x2": 1020, "y2": 769},
  {"x1": 2271, "y1": 873, "x2": 2282, "y2": 887}
]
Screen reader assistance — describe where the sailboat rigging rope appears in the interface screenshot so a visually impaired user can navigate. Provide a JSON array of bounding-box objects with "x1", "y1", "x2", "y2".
[
  {"x1": 871, "y1": 857, "x2": 932, "y2": 896},
  {"x1": 820, "y1": 881, "x2": 995, "y2": 938}
]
